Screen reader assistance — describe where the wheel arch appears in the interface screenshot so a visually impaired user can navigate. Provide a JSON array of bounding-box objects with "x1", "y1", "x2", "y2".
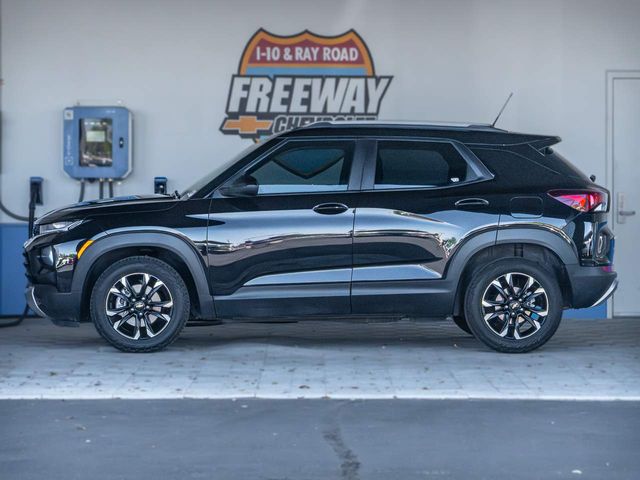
[
  {"x1": 72, "y1": 232, "x2": 215, "y2": 321},
  {"x1": 448, "y1": 227, "x2": 579, "y2": 316}
]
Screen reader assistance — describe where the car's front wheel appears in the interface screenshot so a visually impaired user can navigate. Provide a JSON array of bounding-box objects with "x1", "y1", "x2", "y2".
[
  {"x1": 464, "y1": 259, "x2": 563, "y2": 353},
  {"x1": 90, "y1": 256, "x2": 190, "y2": 352}
]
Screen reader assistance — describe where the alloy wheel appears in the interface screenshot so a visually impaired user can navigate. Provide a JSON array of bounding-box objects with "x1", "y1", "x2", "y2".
[
  {"x1": 105, "y1": 272, "x2": 174, "y2": 340},
  {"x1": 481, "y1": 272, "x2": 549, "y2": 340}
]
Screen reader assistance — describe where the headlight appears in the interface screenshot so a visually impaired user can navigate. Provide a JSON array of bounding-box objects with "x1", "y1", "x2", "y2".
[
  {"x1": 39, "y1": 246, "x2": 55, "y2": 266},
  {"x1": 38, "y1": 220, "x2": 83, "y2": 235}
]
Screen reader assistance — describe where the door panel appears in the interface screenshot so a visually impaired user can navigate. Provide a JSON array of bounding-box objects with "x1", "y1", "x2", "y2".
[
  {"x1": 352, "y1": 190, "x2": 500, "y2": 315},
  {"x1": 207, "y1": 195, "x2": 356, "y2": 294},
  {"x1": 612, "y1": 77, "x2": 640, "y2": 315},
  {"x1": 208, "y1": 195, "x2": 356, "y2": 317},
  {"x1": 206, "y1": 138, "x2": 362, "y2": 318},
  {"x1": 352, "y1": 139, "x2": 500, "y2": 316}
]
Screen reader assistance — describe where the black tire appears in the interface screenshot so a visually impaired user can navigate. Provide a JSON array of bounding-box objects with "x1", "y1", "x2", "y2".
[
  {"x1": 90, "y1": 256, "x2": 190, "y2": 353},
  {"x1": 452, "y1": 315, "x2": 473, "y2": 335},
  {"x1": 464, "y1": 258, "x2": 562, "y2": 353}
]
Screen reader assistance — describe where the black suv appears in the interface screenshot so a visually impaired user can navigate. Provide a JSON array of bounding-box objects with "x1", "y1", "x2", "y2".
[{"x1": 24, "y1": 121, "x2": 617, "y2": 353}]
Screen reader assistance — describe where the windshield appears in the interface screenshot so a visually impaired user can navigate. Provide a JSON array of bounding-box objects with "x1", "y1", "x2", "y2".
[{"x1": 181, "y1": 141, "x2": 265, "y2": 199}]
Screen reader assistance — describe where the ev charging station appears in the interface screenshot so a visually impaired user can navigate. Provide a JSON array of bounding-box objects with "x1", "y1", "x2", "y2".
[
  {"x1": 62, "y1": 105, "x2": 132, "y2": 199},
  {"x1": 0, "y1": 105, "x2": 133, "y2": 318}
]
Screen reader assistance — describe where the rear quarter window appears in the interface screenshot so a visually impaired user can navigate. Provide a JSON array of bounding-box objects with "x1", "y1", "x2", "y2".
[
  {"x1": 471, "y1": 148, "x2": 566, "y2": 186},
  {"x1": 534, "y1": 148, "x2": 590, "y2": 181}
]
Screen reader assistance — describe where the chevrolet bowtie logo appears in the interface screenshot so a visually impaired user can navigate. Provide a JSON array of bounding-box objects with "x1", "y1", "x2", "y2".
[{"x1": 222, "y1": 116, "x2": 273, "y2": 135}]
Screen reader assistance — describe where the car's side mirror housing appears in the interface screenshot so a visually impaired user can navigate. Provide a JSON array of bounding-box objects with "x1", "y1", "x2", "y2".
[{"x1": 219, "y1": 176, "x2": 259, "y2": 197}]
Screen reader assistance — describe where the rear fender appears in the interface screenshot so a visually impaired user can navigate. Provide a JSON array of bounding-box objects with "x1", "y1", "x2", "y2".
[{"x1": 447, "y1": 225, "x2": 579, "y2": 315}]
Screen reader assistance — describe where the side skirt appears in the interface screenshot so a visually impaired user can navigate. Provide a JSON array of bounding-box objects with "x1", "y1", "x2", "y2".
[{"x1": 209, "y1": 314, "x2": 449, "y2": 324}]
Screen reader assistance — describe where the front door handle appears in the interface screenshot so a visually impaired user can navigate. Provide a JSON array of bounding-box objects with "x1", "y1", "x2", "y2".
[
  {"x1": 455, "y1": 198, "x2": 489, "y2": 208},
  {"x1": 313, "y1": 203, "x2": 349, "y2": 215}
]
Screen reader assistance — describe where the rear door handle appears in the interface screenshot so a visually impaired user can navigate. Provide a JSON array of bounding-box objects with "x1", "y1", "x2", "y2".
[
  {"x1": 313, "y1": 203, "x2": 349, "y2": 215},
  {"x1": 455, "y1": 198, "x2": 489, "y2": 208}
]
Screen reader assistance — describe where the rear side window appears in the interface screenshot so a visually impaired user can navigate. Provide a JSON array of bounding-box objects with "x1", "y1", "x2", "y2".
[
  {"x1": 374, "y1": 141, "x2": 475, "y2": 189},
  {"x1": 248, "y1": 141, "x2": 354, "y2": 194},
  {"x1": 471, "y1": 148, "x2": 573, "y2": 186}
]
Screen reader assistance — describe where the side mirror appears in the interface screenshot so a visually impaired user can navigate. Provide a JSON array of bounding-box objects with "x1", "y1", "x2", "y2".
[{"x1": 219, "y1": 175, "x2": 258, "y2": 197}]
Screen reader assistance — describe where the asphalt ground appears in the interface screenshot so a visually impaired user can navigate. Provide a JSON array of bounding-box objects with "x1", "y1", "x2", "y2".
[{"x1": 1, "y1": 399, "x2": 638, "y2": 480}]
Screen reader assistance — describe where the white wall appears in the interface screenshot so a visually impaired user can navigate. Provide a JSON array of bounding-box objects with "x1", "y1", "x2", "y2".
[{"x1": 1, "y1": 0, "x2": 640, "y2": 220}]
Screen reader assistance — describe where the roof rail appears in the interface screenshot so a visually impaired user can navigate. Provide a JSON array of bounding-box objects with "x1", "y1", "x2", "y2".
[{"x1": 299, "y1": 120, "x2": 501, "y2": 131}]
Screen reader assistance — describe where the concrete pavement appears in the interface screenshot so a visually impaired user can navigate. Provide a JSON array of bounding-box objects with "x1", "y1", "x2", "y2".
[{"x1": 1, "y1": 317, "x2": 638, "y2": 400}]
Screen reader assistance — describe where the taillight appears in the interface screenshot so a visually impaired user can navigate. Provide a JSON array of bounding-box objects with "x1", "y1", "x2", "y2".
[{"x1": 548, "y1": 190, "x2": 608, "y2": 212}]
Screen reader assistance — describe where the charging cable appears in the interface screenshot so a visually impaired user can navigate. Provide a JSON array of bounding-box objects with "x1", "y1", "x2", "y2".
[
  {"x1": 0, "y1": 199, "x2": 28, "y2": 222},
  {"x1": 78, "y1": 179, "x2": 86, "y2": 202}
]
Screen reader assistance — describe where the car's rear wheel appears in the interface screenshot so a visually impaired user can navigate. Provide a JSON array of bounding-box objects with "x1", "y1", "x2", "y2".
[
  {"x1": 90, "y1": 256, "x2": 190, "y2": 352},
  {"x1": 464, "y1": 258, "x2": 562, "y2": 353}
]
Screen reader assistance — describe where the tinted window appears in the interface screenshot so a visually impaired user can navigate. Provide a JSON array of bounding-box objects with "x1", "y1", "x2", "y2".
[
  {"x1": 248, "y1": 141, "x2": 354, "y2": 194},
  {"x1": 374, "y1": 141, "x2": 474, "y2": 189},
  {"x1": 537, "y1": 148, "x2": 590, "y2": 181},
  {"x1": 471, "y1": 148, "x2": 562, "y2": 186}
]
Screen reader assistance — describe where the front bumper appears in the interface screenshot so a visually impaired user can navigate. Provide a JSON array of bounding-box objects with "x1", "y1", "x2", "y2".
[
  {"x1": 25, "y1": 286, "x2": 48, "y2": 318},
  {"x1": 25, "y1": 284, "x2": 81, "y2": 325},
  {"x1": 566, "y1": 265, "x2": 618, "y2": 309}
]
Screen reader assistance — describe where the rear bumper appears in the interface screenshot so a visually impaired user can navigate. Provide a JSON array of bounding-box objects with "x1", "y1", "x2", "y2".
[
  {"x1": 566, "y1": 265, "x2": 618, "y2": 309},
  {"x1": 25, "y1": 284, "x2": 81, "y2": 325},
  {"x1": 588, "y1": 278, "x2": 618, "y2": 308}
]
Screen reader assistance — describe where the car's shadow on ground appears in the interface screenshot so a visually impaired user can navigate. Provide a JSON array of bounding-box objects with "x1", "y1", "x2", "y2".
[
  {"x1": 171, "y1": 320, "x2": 489, "y2": 351},
  {"x1": 9, "y1": 318, "x2": 633, "y2": 354},
  {"x1": 16, "y1": 319, "x2": 490, "y2": 352},
  {"x1": 167, "y1": 317, "x2": 639, "y2": 354}
]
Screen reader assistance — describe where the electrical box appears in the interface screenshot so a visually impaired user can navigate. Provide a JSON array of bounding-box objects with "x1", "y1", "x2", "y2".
[
  {"x1": 63, "y1": 106, "x2": 132, "y2": 179},
  {"x1": 154, "y1": 176, "x2": 168, "y2": 195}
]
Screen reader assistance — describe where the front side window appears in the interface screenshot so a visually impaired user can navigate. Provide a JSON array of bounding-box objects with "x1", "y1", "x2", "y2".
[
  {"x1": 247, "y1": 141, "x2": 354, "y2": 194},
  {"x1": 374, "y1": 141, "x2": 476, "y2": 189}
]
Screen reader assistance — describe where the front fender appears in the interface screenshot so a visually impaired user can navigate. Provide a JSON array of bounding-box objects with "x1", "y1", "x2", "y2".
[{"x1": 71, "y1": 230, "x2": 214, "y2": 319}]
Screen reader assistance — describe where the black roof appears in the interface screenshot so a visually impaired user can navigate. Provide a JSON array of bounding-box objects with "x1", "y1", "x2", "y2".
[{"x1": 282, "y1": 121, "x2": 560, "y2": 148}]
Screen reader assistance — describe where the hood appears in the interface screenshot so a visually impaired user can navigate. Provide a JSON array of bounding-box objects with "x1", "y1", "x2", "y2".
[{"x1": 36, "y1": 194, "x2": 179, "y2": 225}]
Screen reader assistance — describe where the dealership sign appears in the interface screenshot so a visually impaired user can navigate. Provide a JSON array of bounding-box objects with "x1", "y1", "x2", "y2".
[{"x1": 220, "y1": 29, "x2": 393, "y2": 141}]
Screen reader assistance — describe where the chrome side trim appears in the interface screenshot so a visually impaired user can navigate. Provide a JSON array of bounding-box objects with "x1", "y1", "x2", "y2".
[
  {"x1": 245, "y1": 268, "x2": 352, "y2": 286},
  {"x1": 589, "y1": 278, "x2": 618, "y2": 308},
  {"x1": 352, "y1": 264, "x2": 441, "y2": 282},
  {"x1": 245, "y1": 263, "x2": 443, "y2": 287}
]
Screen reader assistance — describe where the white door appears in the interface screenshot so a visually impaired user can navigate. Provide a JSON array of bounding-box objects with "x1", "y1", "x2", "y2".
[{"x1": 612, "y1": 76, "x2": 640, "y2": 316}]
